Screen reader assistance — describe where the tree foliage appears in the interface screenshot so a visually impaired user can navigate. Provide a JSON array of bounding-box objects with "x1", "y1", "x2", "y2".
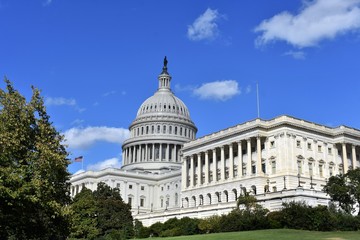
[
  {"x1": 0, "y1": 79, "x2": 71, "y2": 239},
  {"x1": 69, "y1": 183, "x2": 134, "y2": 240},
  {"x1": 324, "y1": 168, "x2": 360, "y2": 215}
]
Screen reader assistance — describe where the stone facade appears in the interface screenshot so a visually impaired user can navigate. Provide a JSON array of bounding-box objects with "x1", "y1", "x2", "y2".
[{"x1": 70, "y1": 60, "x2": 360, "y2": 226}]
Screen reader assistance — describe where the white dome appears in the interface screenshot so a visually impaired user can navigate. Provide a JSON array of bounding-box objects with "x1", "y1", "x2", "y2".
[
  {"x1": 136, "y1": 89, "x2": 191, "y2": 120},
  {"x1": 122, "y1": 57, "x2": 197, "y2": 173}
]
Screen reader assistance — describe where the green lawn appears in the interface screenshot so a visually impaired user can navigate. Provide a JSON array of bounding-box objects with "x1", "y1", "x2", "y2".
[{"x1": 151, "y1": 229, "x2": 360, "y2": 240}]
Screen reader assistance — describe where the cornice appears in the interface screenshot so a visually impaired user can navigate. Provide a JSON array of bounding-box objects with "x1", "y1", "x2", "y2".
[{"x1": 183, "y1": 115, "x2": 360, "y2": 152}]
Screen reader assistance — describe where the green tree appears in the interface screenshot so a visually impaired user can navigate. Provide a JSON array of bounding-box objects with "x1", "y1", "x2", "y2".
[
  {"x1": 236, "y1": 192, "x2": 257, "y2": 210},
  {"x1": 0, "y1": 79, "x2": 71, "y2": 239},
  {"x1": 93, "y1": 182, "x2": 134, "y2": 239},
  {"x1": 69, "y1": 188, "x2": 99, "y2": 239},
  {"x1": 324, "y1": 168, "x2": 360, "y2": 215}
]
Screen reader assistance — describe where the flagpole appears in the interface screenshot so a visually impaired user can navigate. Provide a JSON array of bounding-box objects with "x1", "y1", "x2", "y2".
[{"x1": 82, "y1": 156, "x2": 84, "y2": 170}]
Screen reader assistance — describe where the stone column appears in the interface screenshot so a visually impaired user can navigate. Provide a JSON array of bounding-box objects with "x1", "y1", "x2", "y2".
[
  {"x1": 182, "y1": 157, "x2": 188, "y2": 189},
  {"x1": 152, "y1": 144, "x2": 155, "y2": 161},
  {"x1": 257, "y1": 136, "x2": 262, "y2": 174},
  {"x1": 197, "y1": 153, "x2": 202, "y2": 186},
  {"x1": 238, "y1": 141, "x2": 242, "y2": 177},
  {"x1": 177, "y1": 145, "x2": 181, "y2": 162},
  {"x1": 166, "y1": 144, "x2": 169, "y2": 161},
  {"x1": 132, "y1": 146, "x2": 135, "y2": 163},
  {"x1": 352, "y1": 145, "x2": 357, "y2": 170},
  {"x1": 205, "y1": 151, "x2": 209, "y2": 184},
  {"x1": 342, "y1": 143, "x2": 348, "y2": 173},
  {"x1": 190, "y1": 155, "x2": 194, "y2": 187},
  {"x1": 229, "y1": 143, "x2": 234, "y2": 179},
  {"x1": 172, "y1": 144, "x2": 176, "y2": 162},
  {"x1": 123, "y1": 148, "x2": 127, "y2": 165},
  {"x1": 159, "y1": 144, "x2": 163, "y2": 161},
  {"x1": 145, "y1": 144, "x2": 148, "y2": 161},
  {"x1": 220, "y1": 146, "x2": 225, "y2": 180},
  {"x1": 247, "y1": 138, "x2": 252, "y2": 175},
  {"x1": 139, "y1": 145, "x2": 143, "y2": 162},
  {"x1": 212, "y1": 149, "x2": 217, "y2": 182}
]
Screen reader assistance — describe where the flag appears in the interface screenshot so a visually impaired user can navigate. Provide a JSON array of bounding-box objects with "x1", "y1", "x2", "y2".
[{"x1": 74, "y1": 156, "x2": 83, "y2": 162}]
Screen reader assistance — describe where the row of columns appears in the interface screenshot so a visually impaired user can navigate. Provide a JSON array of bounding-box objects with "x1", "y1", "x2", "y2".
[
  {"x1": 341, "y1": 143, "x2": 359, "y2": 173},
  {"x1": 123, "y1": 143, "x2": 181, "y2": 165},
  {"x1": 183, "y1": 136, "x2": 264, "y2": 188}
]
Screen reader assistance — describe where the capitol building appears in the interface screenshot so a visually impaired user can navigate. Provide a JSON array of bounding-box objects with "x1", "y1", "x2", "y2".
[{"x1": 70, "y1": 58, "x2": 360, "y2": 226}]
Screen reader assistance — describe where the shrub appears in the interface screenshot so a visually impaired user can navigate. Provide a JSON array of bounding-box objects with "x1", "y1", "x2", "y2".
[
  {"x1": 266, "y1": 211, "x2": 284, "y2": 229},
  {"x1": 198, "y1": 215, "x2": 221, "y2": 234}
]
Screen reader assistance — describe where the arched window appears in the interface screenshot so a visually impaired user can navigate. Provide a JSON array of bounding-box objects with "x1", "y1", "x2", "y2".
[
  {"x1": 151, "y1": 125, "x2": 154, "y2": 134},
  {"x1": 146, "y1": 126, "x2": 149, "y2": 134},
  {"x1": 169, "y1": 126, "x2": 172, "y2": 134},
  {"x1": 175, "y1": 193, "x2": 178, "y2": 206},
  {"x1": 141, "y1": 127, "x2": 144, "y2": 135},
  {"x1": 180, "y1": 127, "x2": 183, "y2": 136},
  {"x1": 163, "y1": 125, "x2": 166, "y2": 134},
  {"x1": 175, "y1": 127, "x2": 178, "y2": 135},
  {"x1": 157, "y1": 125, "x2": 160, "y2": 133}
]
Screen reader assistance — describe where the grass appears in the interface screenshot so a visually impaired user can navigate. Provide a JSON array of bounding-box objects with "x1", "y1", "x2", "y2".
[{"x1": 151, "y1": 229, "x2": 360, "y2": 240}]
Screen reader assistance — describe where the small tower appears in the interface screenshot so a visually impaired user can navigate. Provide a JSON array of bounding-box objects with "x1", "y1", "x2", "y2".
[{"x1": 158, "y1": 56, "x2": 172, "y2": 90}]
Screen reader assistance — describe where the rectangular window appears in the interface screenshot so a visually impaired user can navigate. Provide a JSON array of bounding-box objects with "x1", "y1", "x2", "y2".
[
  {"x1": 271, "y1": 161, "x2": 276, "y2": 174},
  {"x1": 129, "y1": 184, "x2": 133, "y2": 189},
  {"x1": 262, "y1": 163, "x2": 266, "y2": 174},
  {"x1": 141, "y1": 186, "x2": 145, "y2": 191},
  {"x1": 307, "y1": 143, "x2": 312, "y2": 150},
  {"x1": 242, "y1": 167, "x2": 247, "y2": 176},
  {"x1": 270, "y1": 141, "x2": 275, "y2": 148},
  {"x1": 309, "y1": 163, "x2": 313, "y2": 176},
  {"x1": 297, "y1": 161, "x2": 302, "y2": 174},
  {"x1": 128, "y1": 197, "x2": 132, "y2": 206},
  {"x1": 116, "y1": 183, "x2": 120, "y2": 188},
  {"x1": 140, "y1": 198, "x2": 144, "y2": 207},
  {"x1": 318, "y1": 145, "x2": 322, "y2": 152},
  {"x1": 319, "y1": 165, "x2": 323, "y2": 177},
  {"x1": 296, "y1": 140, "x2": 301, "y2": 148},
  {"x1": 328, "y1": 148, "x2": 332, "y2": 155},
  {"x1": 329, "y1": 167, "x2": 333, "y2": 176}
]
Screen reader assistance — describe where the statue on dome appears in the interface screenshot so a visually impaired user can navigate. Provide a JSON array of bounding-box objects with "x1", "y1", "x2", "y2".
[{"x1": 164, "y1": 56, "x2": 168, "y2": 68}]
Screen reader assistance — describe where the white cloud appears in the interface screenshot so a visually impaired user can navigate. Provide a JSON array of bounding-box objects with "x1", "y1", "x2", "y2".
[
  {"x1": 45, "y1": 97, "x2": 76, "y2": 106},
  {"x1": 87, "y1": 157, "x2": 121, "y2": 171},
  {"x1": 103, "y1": 90, "x2": 116, "y2": 97},
  {"x1": 193, "y1": 80, "x2": 240, "y2": 101},
  {"x1": 71, "y1": 119, "x2": 84, "y2": 126},
  {"x1": 284, "y1": 50, "x2": 306, "y2": 60},
  {"x1": 187, "y1": 8, "x2": 221, "y2": 41},
  {"x1": 43, "y1": 0, "x2": 52, "y2": 6},
  {"x1": 255, "y1": 0, "x2": 360, "y2": 48},
  {"x1": 63, "y1": 126, "x2": 130, "y2": 149}
]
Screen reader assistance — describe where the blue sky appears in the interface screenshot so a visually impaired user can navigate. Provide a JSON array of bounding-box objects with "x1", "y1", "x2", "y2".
[{"x1": 1, "y1": 0, "x2": 359, "y2": 174}]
